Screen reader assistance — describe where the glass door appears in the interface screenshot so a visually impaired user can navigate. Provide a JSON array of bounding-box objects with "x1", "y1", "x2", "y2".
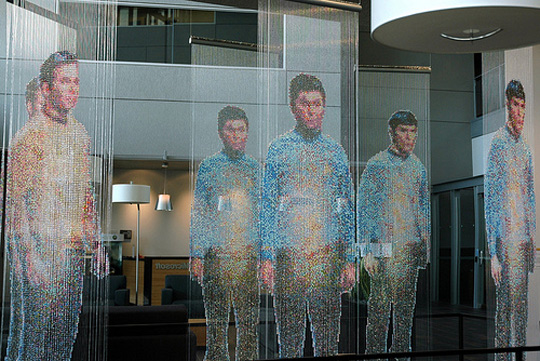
[
  {"x1": 458, "y1": 188, "x2": 475, "y2": 307},
  {"x1": 473, "y1": 190, "x2": 488, "y2": 309},
  {"x1": 433, "y1": 191, "x2": 452, "y2": 303},
  {"x1": 432, "y1": 185, "x2": 488, "y2": 308}
]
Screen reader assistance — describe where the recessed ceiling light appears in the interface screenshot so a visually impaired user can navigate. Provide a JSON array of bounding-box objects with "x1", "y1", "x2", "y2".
[{"x1": 441, "y1": 28, "x2": 502, "y2": 42}]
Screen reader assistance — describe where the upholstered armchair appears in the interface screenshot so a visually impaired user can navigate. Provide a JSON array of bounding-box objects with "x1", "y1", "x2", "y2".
[
  {"x1": 161, "y1": 275, "x2": 205, "y2": 318},
  {"x1": 108, "y1": 275, "x2": 130, "y2": 306}
]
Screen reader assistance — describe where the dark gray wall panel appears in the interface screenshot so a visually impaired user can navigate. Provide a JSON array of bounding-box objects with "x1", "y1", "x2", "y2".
[
  {"x1": 430, "y1": 90, "x2": 474, "y2": 123},
  {"x1": 431, "y1": 53, "x2": 474, "y2": 92},
  {"x1": 431, "y1": 121, "x2": 473, "y2": 185},
  {"x1": 215, "y1": 24, "x2": 257, "y2": 43}
]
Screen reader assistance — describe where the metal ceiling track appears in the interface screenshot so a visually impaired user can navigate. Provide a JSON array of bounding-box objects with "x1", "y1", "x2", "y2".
[
  {"x1": 287, "y1": 0, "x2": 362, "y2": 12},
  {"x1": 358, "y1": 65, "x2": 432, "y2": 74}
]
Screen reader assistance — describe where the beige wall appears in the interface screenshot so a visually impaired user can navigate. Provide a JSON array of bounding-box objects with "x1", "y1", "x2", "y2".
[{"x1": 111, "y1": 168, "x2": 193, "y2": 257}]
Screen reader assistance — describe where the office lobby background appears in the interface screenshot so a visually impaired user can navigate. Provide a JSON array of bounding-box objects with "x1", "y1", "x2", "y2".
[{"x1": 2, "y1": 0, "x2": 540, "y2": 359}]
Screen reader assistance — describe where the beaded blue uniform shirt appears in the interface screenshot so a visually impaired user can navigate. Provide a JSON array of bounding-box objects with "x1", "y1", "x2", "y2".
[
  {"x1": 190, "y1": 151, "x2": 261, "y2": 259},
  {"x1": 358, "y1": 148, "x2": 430, "y2": 267},
  {"x1": 485, "y1": 126, "x2": 536, "y2": 259},
  {"x1": 260, "y1": 129, "x2": 354, "y2": 262}
]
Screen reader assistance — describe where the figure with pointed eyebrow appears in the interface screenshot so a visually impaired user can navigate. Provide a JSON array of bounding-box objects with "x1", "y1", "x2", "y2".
[
  {"x1": 359, "y1": 110, "x2": 430, "y2": 361},
  {"x1": 485, "y1": 79, "x2": 535, "y2": 361}
]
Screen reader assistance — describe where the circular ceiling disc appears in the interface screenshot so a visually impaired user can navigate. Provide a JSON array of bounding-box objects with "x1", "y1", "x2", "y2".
[{"x1": 372, "y1": 6, "x2": 540, "y2": 54}]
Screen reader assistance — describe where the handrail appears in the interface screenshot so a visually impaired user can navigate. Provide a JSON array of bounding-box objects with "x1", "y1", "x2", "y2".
[
  {"x1": 416, "y1": 311, "x2": 491, "y2": 320},
  {"x1": 261, "y1": 345, "x2": 540, "y2": 361},
  {"x1": 257, "y1": 311, "x2": 500, "y2": 361}
]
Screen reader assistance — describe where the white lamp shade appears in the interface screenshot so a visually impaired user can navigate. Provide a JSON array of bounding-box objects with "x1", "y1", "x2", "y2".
[
  {"x1": 155, "y1": 193, "x2": 173, "y2": 211},
  {"x1": 112, "y1": 184, "x2": 151, "y2": 204}
]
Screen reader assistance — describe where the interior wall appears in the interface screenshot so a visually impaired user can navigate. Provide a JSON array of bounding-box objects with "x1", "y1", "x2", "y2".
[
  {"x1": 429, "y1": 53, "x2": 474, "y2": 184},
  {"x1": 117, "y1": 11, "x2": 257, "y2": 64},
  {"x1": 111, "y1": 169, "x2": 192, "y2": 257},
  {"x1": 113, "y1": 63, "x2": 341, "y2": 161}
]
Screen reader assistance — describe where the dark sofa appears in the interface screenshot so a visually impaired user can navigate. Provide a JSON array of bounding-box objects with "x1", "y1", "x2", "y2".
[{"x1": 107, "y1": 305, "x2": 197, "y2": 361}]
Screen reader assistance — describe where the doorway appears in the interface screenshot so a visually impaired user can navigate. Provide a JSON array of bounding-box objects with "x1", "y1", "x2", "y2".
[{"x1": 431, "y1": 178, "x2": 489, "y2": 308}]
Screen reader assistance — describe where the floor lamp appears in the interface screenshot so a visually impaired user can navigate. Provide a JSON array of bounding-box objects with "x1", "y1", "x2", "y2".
[{"x1": 112, "y1": 182, "x2": 150, "y2": 305}]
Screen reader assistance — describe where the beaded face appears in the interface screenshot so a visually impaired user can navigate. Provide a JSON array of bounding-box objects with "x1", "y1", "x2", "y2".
[
  {"x1": 507, "y1": 97, "x2": 525, "y2": 138},
  {"x1": 293, "y1": 91, "x2": 326, "y2": 131},
  {"x1": 391, "y1": 124, "x2": 418, "y2": 157},
  {"x1": 220, "y1": 118, "x2": 248, "y2": 152}
]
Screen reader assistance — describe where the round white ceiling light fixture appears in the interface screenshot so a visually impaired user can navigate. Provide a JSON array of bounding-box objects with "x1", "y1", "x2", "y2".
[{"x1": 371, "y1": 1, "x2": 540, "y2": 54}]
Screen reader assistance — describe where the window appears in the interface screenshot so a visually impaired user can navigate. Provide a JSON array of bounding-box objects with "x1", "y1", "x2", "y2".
[{"x1": 118, "y1": 7, "x2": 215, "y2": 26}]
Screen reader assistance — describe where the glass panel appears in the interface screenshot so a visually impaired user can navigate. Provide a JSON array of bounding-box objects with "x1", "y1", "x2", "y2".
[
  {"x1": 188, "y1": 1, "x2": 359, "y2": 359},
  {"x1": 483, "y1": 51, "x2": 535, "y2": 354},
  {"x1": 459, "y1": 188, "x2": 475, "y2": 306},
  {"x1": 2, "y1": 0, "x2": 117, "y2": 359},
  {"x1": 357, "y1": 70, "x2": 431, "y2": 354},
  {"x1": 475, "y1": 191, "x2": 487, "y2": 309},
  {"x1": 258, "y1": 3, "x2": 358, "y2": 357},
  {"x1": 438, "y1": 191, "x2": 452, "y2": 303}
]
